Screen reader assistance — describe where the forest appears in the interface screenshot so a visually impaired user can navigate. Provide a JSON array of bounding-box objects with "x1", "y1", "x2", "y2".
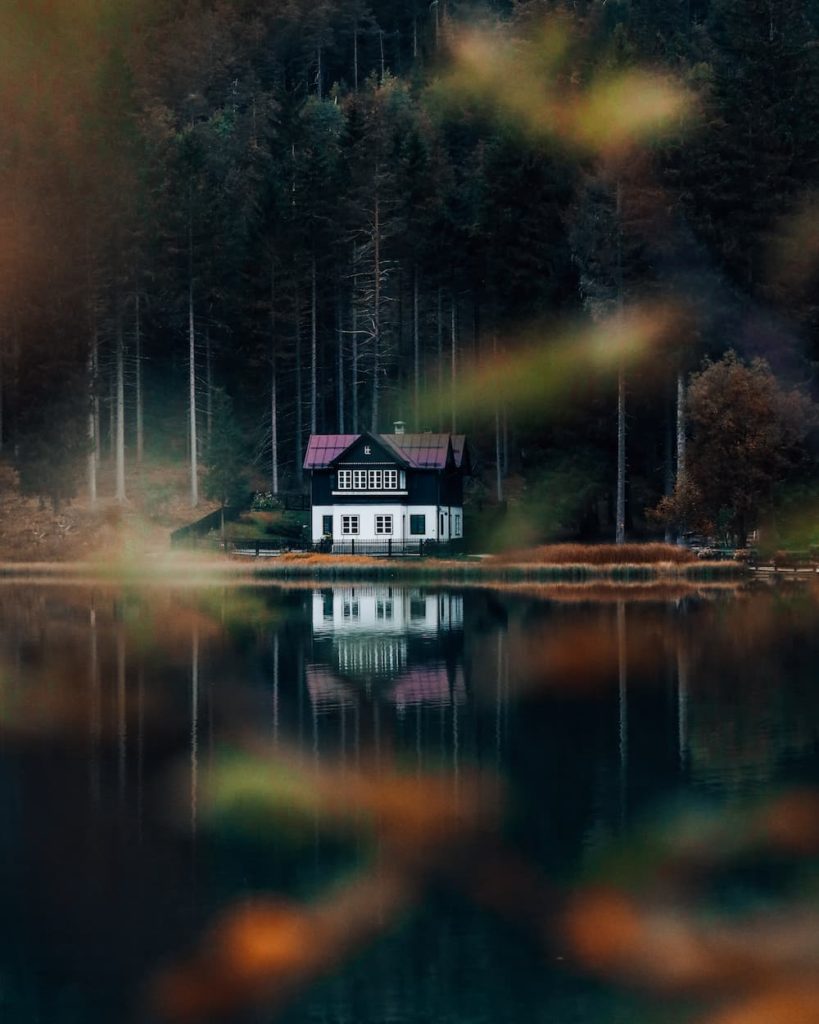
[{"x1": 2, "y1": 0, "x2": 819, "y2": 545}]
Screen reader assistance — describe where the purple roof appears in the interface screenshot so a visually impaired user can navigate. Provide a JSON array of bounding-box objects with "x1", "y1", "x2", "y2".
[
  {"x1": 303, "y1": 434, "x2": 360, "y2": 469},
  {"x1": 389, "y1": 664, "x2": 466, "y2": 709},
  {"x1": 304, "y1": 432, "x2": 468, "y2": 471},
  {"x1": 306, "y1": 663, "x2": 466, "y2": 710}
]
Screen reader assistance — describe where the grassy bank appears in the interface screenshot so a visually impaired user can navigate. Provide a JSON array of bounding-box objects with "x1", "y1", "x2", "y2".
[{"x1": 0, "y1": 550, "x2": 747, "y2": 584}]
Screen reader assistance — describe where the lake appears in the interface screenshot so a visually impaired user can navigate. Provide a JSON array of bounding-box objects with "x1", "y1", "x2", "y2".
[{"x1": 1, "y1": 578, "x2": 818, "y2": 1023}]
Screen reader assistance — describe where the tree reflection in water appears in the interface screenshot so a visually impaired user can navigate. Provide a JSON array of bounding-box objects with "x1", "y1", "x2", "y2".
[{"x1": 0, "y1": 581, "x2": 817, "y2": 1023}]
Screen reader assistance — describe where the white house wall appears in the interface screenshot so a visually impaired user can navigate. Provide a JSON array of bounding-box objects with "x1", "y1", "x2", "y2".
[
  {"x1": 312, "y1": 587, "x2": 459, "y2": 636},
  {"x1": 311, "y1": 504, "x2": 461, "y2": 544}
]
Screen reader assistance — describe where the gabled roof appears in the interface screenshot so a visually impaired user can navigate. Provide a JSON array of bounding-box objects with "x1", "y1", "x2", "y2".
[
  {"x1": 303, "y1": 434, "x2": 360, "y2": 469},
  {"x1": 304, "y1": 432, "x2": 469, "y2": 471},
  {"x1": 380, "y1": 433, "x2": 453, "y2": 469}
]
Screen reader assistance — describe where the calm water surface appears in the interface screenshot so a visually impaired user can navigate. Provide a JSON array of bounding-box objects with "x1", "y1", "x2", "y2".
[{"x1": 0, "y1": 579, "x2": 818, "y2": 1023}]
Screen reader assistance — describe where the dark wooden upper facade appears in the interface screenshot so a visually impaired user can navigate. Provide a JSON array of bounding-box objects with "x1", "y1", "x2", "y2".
[{"x1": 304, "y1": 432, "x2": 470, "y2": 507}]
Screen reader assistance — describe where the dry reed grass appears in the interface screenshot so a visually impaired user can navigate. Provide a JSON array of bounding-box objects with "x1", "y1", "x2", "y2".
[
  {"x1": 487, "y1": 543, "x2": 696, "y2": 566},
  {"x1": 273, "y1": 552, "x2": 381, "y2": 566}
]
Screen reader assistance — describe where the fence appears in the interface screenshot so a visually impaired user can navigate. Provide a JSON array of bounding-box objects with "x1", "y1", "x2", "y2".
[
  {"x1": 319, "y1": 539, "x2": 463, "y2": 558},
  {"x1": 219, "y1": 538, "x2": 464, "y2": 558}
]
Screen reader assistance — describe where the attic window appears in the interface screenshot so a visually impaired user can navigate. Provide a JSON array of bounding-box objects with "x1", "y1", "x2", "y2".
[{"x1": 336, "y1": 469, "x2": 401, "y2": 491}]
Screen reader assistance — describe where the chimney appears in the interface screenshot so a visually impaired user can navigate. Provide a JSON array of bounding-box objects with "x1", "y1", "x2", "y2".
[{"x1": 393, "y1": 420, "x2": 405, "y2": 435}]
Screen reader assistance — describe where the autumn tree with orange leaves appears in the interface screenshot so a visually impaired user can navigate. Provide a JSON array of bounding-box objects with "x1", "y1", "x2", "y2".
[{"x1": 652, "y1": 352, "x2": 819, "y2": 547}]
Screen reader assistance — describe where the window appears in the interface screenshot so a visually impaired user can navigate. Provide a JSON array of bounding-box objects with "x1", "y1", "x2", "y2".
[
  {"x1": 322, "y1": 515, "x2": 333, "y2": 536},
  {"x1": 410, "y1": 598, "x2": 426, "y2": 620},
  {"x1": 376, "y1": 599, "x2": 394, "y2": 620},
  {"x1": 337, "y1": 468, "x2": 400, "y2": 491},
  {"x1": 453, "y1": 514, "x2": 462, "y2": 537},
  {"x1": 341, "y1": 515, "x2": 359, "y2": 535},
  {"x1": 409, "y1": 514, "x2": 426, "y2": 536},
  {"x1": 375, "y1": 514, "x2": 393, "y2": 535},
  {"x1": 440, "y1": 513, "x2": 445, "y2": 535}
]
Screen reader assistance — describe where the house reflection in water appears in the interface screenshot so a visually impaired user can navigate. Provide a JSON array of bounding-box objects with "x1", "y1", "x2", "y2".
[{"x1": 308, "y1": 587, "x2": 465, "y2": 715}]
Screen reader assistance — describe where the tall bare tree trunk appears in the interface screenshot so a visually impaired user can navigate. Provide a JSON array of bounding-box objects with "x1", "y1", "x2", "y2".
[
  {"x1": 493, "y1": 332, "x2": 502, "y2": 503},
  {"x1": 10, "y1": 316, "x2": 20, "y2": 457},
  {"x1": 371, "y1": 193, "x2": 381, "y2": 432},
  {"x1": 115, "y1": 311, "x2": 126, "y2": 504},
  {"x1": 353, "y1": 20, "x2": 359, "y2": 92},
  {"x1": 664, "y1": 382, "x2": 674, "y2": 542},
  {"x1": 450, "y1": 293, "x2": 457, "y2": 434},
  {"x1": 311, "y1": 254, "x2": 318, "y2": 434},
  {"x1": 205, "y1": 328, "x2": 213, "y2": 451},
  {"x1": 108, "y1": 372, "x2": 115, "y2": 461},
  {"x1": 337, "y1": 284, "x2": 345, "y2": 432},
  {"x1": 615, "y1": 180, "x2": 626, "y2": 545},
  {"x1": 676, "y1": 369, "x2": 686, "y2": 482},
  {"x1": 437, "y1": 286, "x2": 444, "y2": 430},
  {"x1": 413, "y1": 265, "x2": 420, "y2": 429},
  {"x1": 616, "y1": 363, "x2": 626, "y2": 544},
  {"x1": 295, "y1": 281, "x2": 303, "y2": 486},
  {"x1": 188, "y1": 271, "x2": 198, "y2": 508},
  {"x1": 134, "y1": 293, "x2": 143, "y2": 465},
  {"x1": 502, "y1": 406, "x2": 508, "y2": 474},
  {"x1": 270, "y1": 262, "x2": 279, "y2": 494},
  {"x1": 91, "y1": 325, "x2": 100, "y2": 469},
  {"x1": 352, "y1": 246, "x2": 359, "y2": 433},
  {"x1": 87, "y1": 329, "x2": 97, "y2": 508}
]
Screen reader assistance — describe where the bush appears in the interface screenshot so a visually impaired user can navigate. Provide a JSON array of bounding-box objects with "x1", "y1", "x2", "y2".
[{"x1": 251, "y1": 492, "x2": 280, "y2": 512}]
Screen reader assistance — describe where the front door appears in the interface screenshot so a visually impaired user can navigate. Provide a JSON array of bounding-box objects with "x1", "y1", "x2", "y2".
[{"x1": 322, "y1": 515, "x2": 333, "y2": 537}]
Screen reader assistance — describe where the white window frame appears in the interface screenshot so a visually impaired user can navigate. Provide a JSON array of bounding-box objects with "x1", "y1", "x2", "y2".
[
  {"x1": 352, "y1": 469, "x2": 367, "y2": 490},
  {"x1": 453, "y1": 513, "x2": 462, "y2": 537},
  {"x1": 368, "y1": 469, "x2": 383, "y2": 490},
  {"x1": 384, "y1": 469, "x2": 398, "y2": 490},
  {"x1": 341, "y1": 515, "x2": 360, "y2": 535},
  {"x1": 337, "y1": 469, "x2": 352, "y2": 490},
  {"x1": 374, "y1": 514, "x2": 393, "y2": 535}
]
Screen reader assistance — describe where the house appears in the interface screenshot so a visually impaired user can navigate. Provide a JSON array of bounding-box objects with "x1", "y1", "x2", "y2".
[{"x1": 303, "y1": 424, "x2": 471, "y2": 547}]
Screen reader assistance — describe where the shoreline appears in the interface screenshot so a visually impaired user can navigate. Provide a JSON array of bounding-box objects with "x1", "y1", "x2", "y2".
[{"x1": 0, "y1": 555, "x2": 748, "y2": 584}]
